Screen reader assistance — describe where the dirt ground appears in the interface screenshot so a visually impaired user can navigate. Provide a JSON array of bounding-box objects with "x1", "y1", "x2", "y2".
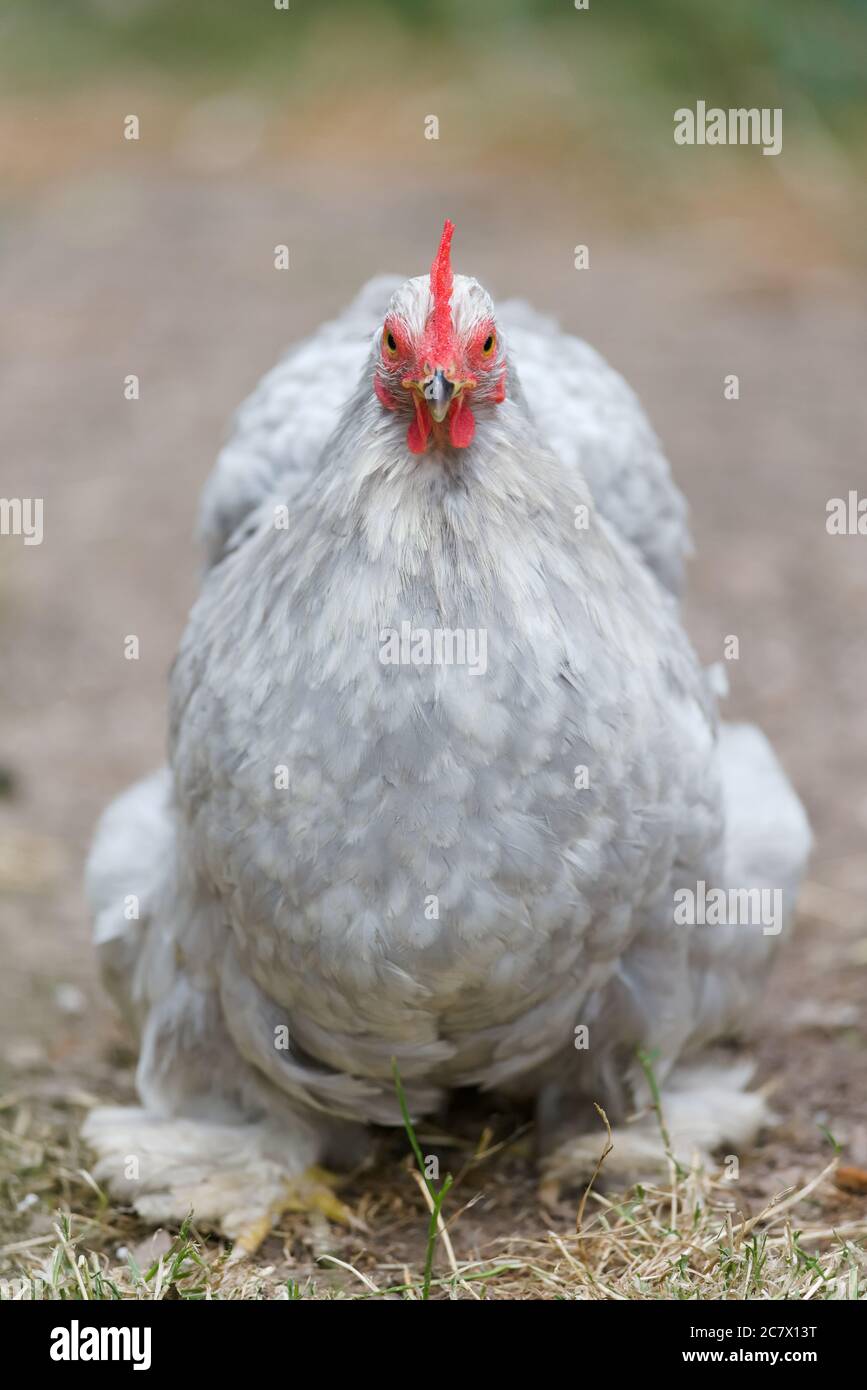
[{"x1": 1, "y1": 114, "x2": 866, "y2": 1293}]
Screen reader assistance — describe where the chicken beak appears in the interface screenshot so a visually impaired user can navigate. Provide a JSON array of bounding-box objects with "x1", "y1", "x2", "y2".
[{"x1": 424, "y1": 368, "x2": 456, "y2": 424}]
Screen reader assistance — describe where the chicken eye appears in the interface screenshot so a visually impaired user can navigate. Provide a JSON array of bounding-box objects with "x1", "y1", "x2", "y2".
[
  {"x1": 383, "y1": 329, "x2": 399, "y2": 358},
  {"x1": 481, "y1": 332, "x2": 496, "y2": 357}
]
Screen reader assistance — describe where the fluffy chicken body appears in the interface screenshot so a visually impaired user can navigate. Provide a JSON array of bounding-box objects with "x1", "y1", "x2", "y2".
[{"x1": 84, "y1": 225, "x2": 810, "y2": 1239}]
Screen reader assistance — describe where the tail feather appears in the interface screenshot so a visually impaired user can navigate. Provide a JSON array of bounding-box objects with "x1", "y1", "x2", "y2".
[
  {"x1": 686, "y1": 722, "x2": 811, "y2": 1049},
  {"x1": 86, "y1": 768, "x2": 176, "y2": 1035}
]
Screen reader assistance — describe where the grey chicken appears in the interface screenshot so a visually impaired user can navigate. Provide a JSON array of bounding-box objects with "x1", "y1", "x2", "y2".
[{"x1": 84, "y1": 222, "x2": 810, "y2": 1243}]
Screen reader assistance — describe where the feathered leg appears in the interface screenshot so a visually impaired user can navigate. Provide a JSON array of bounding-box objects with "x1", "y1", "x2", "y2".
[
  {"x1": 540, "y1": 721, "x2": 811, "y2": 1191},
  {"x1": 82, "y1": 770, "x2": 365, "y2": 1247}
]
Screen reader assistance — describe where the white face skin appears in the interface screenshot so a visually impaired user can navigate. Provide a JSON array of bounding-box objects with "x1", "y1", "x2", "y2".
[{"x1": 373, "y1": 274, "x2": 509, "y2": 454}]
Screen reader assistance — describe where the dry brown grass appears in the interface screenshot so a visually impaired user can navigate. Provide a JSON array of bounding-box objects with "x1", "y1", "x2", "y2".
[{"x1": 1, "y1": 1083, "x2": 865, "y2": 1301}]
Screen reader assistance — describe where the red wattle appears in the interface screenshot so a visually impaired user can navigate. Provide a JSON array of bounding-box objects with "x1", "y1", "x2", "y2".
[{"x1": 449, "y1": 397, "x2": 475, "y2": 448}]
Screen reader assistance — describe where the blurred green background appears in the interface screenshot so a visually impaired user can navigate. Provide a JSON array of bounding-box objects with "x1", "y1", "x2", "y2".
[
  {"x1": 3, "y1": 0, "x2": 866, "y2": 124},
  {"x1": 1, "y1": 0, "x2": 865, "y2": 244}
]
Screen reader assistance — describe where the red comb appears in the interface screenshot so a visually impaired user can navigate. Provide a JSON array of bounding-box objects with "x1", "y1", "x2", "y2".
[{"x1": 429, "y1": 218, "x2": 455, "y2": 361}]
